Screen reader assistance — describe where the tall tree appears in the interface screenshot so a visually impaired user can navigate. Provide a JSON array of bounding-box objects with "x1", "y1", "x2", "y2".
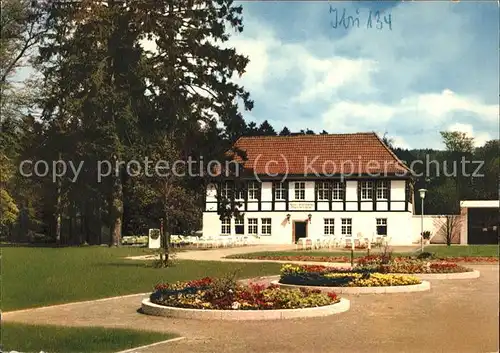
[
  {"x1": 36, "y1": 0, "x2": 253, "y2": 247},
  {"x1": 257, "y1": 120, "x2": 276, "y2": 136},
  {"x1": 38, "y1": 0, "x2": 149, "y2": 246},
  {"x1": 0, "y1": 0, "x2": 44, "y2": 239},
  {"x1": 134, "y1": 0, "x2": 253, "y2": 247},
  {"x1": 0, "y1": 0, "x2": 44, "y2": 84},
  {"x1": 472, "y1": 139, "x2": 499, "y2": 200},
  {"x1": 381, "y1": 131, "x2": 395, "y2": 151},
  {"x1": 440, "y1": 130, "x2": 475, "y2": 206},
  {"x1": 279, "y1": 126, "x2": 291, "y2": 136},
  {"x1": 440, "y1": 131, "x2": 474, "y2": 153},
  {"x1": 245, "y1": 121, "x2": 259, "y2": 136}
]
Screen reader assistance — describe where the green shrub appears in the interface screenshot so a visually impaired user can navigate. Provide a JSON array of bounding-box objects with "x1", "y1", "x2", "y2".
[{"x1": 417, "y1": 251, "x2": 435, "y2": 260}]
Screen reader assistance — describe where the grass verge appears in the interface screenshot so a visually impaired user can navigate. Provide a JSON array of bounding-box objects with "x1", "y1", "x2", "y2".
[
  {"x1": 1, "y1": 323, "x2": 177, "y2": 353},
  {"x1": 423, "y1": 245, "x2": 498, "y2": 257}
]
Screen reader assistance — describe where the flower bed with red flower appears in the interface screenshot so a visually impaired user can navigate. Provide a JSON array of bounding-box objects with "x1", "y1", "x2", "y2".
[
  {"x1": 278, "y1": 256, "x2": 474, "y2": 280},
  {"x1": 280, "y1": 264, "x2": 421, "y2": 287},
  {"x1": 434, "y1": 256, "x2": 498, "y2": 263},
  {"x1": 355, "y1": 256, "x2": 474, "y2": 273},
  {"x1": 150, "y1": 275, "x2": 340, "y2": 310}
]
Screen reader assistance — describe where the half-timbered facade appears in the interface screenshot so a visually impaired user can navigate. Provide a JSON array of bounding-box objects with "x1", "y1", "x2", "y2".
[{"x1": 202, "y1": 133, "x2": 416, "y2": 245}]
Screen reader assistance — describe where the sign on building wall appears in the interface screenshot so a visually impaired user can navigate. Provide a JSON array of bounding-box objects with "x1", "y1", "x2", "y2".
[
  {"x1": 148, "y1": 228, "x2": 161, "y2": 249},
  {"x1": 289, "y1": 202, "x2": 315, "y2": 211}
]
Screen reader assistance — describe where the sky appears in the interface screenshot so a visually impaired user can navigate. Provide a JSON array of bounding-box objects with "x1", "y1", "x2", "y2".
[{"x1": 226, "y1": 0, "x2": 499, "y2": 149}]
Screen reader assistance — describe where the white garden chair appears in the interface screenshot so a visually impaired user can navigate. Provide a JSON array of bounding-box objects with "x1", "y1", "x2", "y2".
[
  {"x1": 345, "y1": 237, "x2": 355, "y2": 248},
  {"x1": 247, "y1": 235, "x2": 258, "y2": 245},
  {"x1": 313, "y1": 237, "x2": 322, "y2": 249},
  {"x1": 332, "y1": 235, "x2": 343, "y2": 248},
  {"x1": 215, "y1": 236, "x2": 226, "y2": 248},
  {"x1": 211, "y1": 236, "x2": 221, "y2": 248},
  {"x1": 295, "y1": 238, "x2": 303, "y2": 250},
  {"x1": 296, "y1": 238, "x2": 312, "y2": 250},
  {"x1": 321, "y1": 236, "x2": 330, "y2": 248},
  {"x1": 356, "y1": 232, "x2": 365, "y2": 246},
  {"x1": 197, "y1": 236, "x2": 210, "y2": 248},
  {"x1": 234, "y1": 236, "x2": 243, "y2": 247}
]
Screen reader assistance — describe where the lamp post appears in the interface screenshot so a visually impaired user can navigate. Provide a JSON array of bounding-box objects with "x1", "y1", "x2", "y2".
[
  {"x1": 159, "y1": 218, "x2": 164, "y2": 263},
  {"x1": 418, "y1": 189, "x2": 427, "y2": 252}
]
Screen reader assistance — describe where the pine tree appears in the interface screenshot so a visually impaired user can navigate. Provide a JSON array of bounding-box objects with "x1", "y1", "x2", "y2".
[
  {"x1": 245, "y1": 122, "x2": 259, "y2": 136},
  {"x1": 38, "y1": 0, "x2": 150, "y2": 245},
  {"x1": 279, "y1": 126, "x2": 291, "y2": 136},
  {"x1": 36, "y1": 0, "x2": 254, "y2": 248},
  {"x1": 258, "y1": 120, "x2": 277, "y2": 136}
]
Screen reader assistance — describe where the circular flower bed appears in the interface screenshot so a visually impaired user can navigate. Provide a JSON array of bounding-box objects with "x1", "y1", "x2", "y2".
[
  {"x1": 356, "y1": 256, "x2": 474, "y2": 274},
  {"x1": 280, "y1": 264, "x2": 422, "y2": 287},
  {"x1": 149, "y1": 275, "x2": 341, "y2": 310}
]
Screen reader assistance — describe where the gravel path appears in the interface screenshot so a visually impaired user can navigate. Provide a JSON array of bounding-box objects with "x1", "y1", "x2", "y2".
[{"x1": 4, "y1": 264, "x2": 498, "y2": 353}]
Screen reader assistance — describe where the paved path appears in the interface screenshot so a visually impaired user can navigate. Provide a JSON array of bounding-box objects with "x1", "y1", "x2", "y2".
[{"x1": 4, "y1": 264, "x2": 498, "y2": 353}]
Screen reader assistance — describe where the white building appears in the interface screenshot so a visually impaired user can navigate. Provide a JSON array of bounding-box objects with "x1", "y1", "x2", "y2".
[{"x1": 202, "y1": 133, "x2": 417, "y2": 245}]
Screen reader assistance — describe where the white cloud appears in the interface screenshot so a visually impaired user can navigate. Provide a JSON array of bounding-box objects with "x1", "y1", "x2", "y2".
[
  {"x1": 293, "y1": 57, "x2": 378, "y2": 103},
  {"x1": 416, "y1": 90, "x2": 498, "y2": 124},
  {"x1": 226, "y1": 35, "x2": 275, "y2": 88},
  {"x1": 391, "y1": 135, "x2": 410, "y2": 149},
  {"x1": 321, "y1": 89, "x2": 496, "y2": 125},
  {"x1": 322, "y1": 100, "x2": 396, "y2": 131},
  {"x1": 225, "y1": 15, "x2": 377, "y2": 99}
]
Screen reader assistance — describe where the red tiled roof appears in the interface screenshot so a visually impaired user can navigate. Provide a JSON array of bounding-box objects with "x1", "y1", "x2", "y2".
[{"x1": 228, "y1": 132, "x2": 412, "y2": 177}]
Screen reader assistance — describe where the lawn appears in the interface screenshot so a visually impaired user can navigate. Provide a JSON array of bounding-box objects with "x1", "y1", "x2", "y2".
[
  {"x1": 423, "y1": 245, "x2": 498, "y2": 257},
  {"x1": 1, "y1": 246, "x2": 281, "y2": 311},
  {"x1": 1, "y1": 323, "x2": 177, "y2": 353}
]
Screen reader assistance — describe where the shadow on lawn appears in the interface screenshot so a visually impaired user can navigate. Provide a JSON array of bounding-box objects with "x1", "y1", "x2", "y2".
[
  {"x1": 95, "y1": 260, "x2": 182, "y2": 269},
  {"x1": 95, "y1": 261, "x2": 156, "y2": 268},
  {"x1": 0, "y1": 242, "x2": 80, "y2": 248}
]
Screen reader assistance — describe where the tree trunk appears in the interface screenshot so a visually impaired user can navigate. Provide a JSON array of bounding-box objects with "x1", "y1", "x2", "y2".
[
  {"x1": 55, "y1": 209, "x2": 62, "y2": 245},
  {"x1": 84, "y1": 201, "x2": 91, "y2": 244},
  {"x1": 70, "y1": 202, "x2": 79, "y2": 244},
  {"x1": 55, "y1": 152, "x2": 62, "y2": 245},
  {"x1": 109, "y1": 173, "x2": 123, "y2": 246},
  {"x1": 162, "y1": 211, "x2": 171, "y2": 267},
  {"x1": 106, "y1": 0, "x2": 122, "y2": 247},
  {"x1": 162, "y1": 212, "x2": 170, "y2": 267}
]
